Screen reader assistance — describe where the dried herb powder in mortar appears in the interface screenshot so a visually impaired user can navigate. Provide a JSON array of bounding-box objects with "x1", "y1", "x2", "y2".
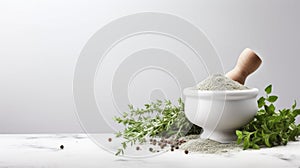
[{"x1": 196, "y1": 74, "x2": 248, "y2": 90}]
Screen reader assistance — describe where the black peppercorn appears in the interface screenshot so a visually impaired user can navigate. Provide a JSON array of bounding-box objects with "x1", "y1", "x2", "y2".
[
  {"x1": 60, "y1": 145, "x2": 64, "y2": 150},
  {"x1": 108, "y1": 138, "x2": 112, "y2": 142},
  {"x1": 184, "y1": 150, "x2": 189, "y2": 154}
]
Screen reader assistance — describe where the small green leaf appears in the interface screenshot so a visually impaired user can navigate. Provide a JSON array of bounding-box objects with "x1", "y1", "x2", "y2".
[
  {"x1": 292, "y1": 109, "x2": 300, "y2": 118},
  {"x1": 292, "y1": 101, "x2": 297, "y2": 110},
  {"x1": 268, "y1": 96, "x2": 278, "y2": 103},
  {"x1": 115, "y1": 149, "x2": 124, "y2": 156},
  {"x1": 128, "y1": 104, "x2": 133, "y2": 110},
  {"x1": 243, "y1": 139, "x2": 250, "y2": 149},
  {"x1": 263, "y1": 134, "x2": 271, "y2": 147},
  {"x1": 257, "y1": 97, "x2": 265, "y2": 108},
  {"x1": 122, "y1": 142, "x2": 127, "y2": 149},
  {"x1": 145, "y1": 104, "x2": 150, "y2": 109},
  {"x1": 236, "y1": 130, "x2": 243, "y2": 144},
  {"x1": 115, "y1": 131, "x2": 122, "y2": 137},
  {"x1": 236, "y1": 130, "x2": 242, "y2": 137},
  {"x1": 265, "y1": 85, "x2": 272, "y2": 94},
  {"x1": 252, "y1": 136, "x2": 261, "y2": 144},
  {"x1": 252, "y1": 144, "x2": 260, "y2": 149},
  {"x1": 243, "y1": 133, "x2": 251, "y2": 149},
  {"x1": 264, "y1": 105, "x2": 273, "y2": 114},
  {"x1": 269, "y1": 104, "x2": 275, "y2": 112}
]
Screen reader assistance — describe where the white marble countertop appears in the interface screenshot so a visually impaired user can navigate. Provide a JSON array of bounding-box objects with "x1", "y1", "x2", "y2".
[{"x1": 0, "y1": 134, "x2": 299, "y2": 168}]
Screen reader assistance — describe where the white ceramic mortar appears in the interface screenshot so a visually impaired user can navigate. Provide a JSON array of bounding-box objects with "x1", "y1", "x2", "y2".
[{"x1": 183, "y1": 87, "x2": 259, "y2": 143}]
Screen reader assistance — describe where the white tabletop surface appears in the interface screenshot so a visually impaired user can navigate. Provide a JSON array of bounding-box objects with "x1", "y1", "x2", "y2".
[{"x1": 0, "y1": 134, "x2": 299, "y2": 168}]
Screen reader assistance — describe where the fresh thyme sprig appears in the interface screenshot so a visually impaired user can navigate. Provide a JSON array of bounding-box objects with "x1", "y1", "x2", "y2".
[{"x1": 113, "y1": 98, "x2": 202, "y2": 155}]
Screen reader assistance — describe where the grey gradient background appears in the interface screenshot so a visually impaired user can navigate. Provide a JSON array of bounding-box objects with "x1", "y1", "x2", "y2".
[{"x1": 0, "y1": 0, "x2": 299, "y2": 133}]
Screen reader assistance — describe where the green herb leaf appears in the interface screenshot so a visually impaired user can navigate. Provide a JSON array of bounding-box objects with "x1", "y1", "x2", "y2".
[
  {"x1": 252, "y1": 144, "x2": 260, "y2": 149},
  {"x1": 293, "y1": 109, "x2": 300, "y2": 118},
  {"x1": 269, "y1": 104, "x2": 275, "y2": 112},
  {"x1": 268, "y1": 96, "x2": 278, "y2": 103},
  {"x1": 265, "y1": 85, "x2": 272, "y2": 94},
  {"x1": 292, "y1": 100, "x2": 297, "y2": 110},
  {"x1": 236, "y1": 130, "x2": 243, "y2": 144},
  {"x1": 257, "y1": 97, "x2": 265, "y2": 108}
]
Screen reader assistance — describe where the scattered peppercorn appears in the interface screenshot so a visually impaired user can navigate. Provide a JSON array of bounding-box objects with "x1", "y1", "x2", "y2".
[
  {"x1": 149, "y1": 147, "x2": 153, "y2": 152},
  {"x1": 108, "y1": 138, "x2": 112, "y2": 142},
  {"x1": 171, "y1": 148, "x2": 174, "y2": 152},
  {"x1": 184, "y1": 150, "x2": 189, "y2": 154},
  {"x1": 60, "y1": 145, "x2": 64, "y2": 150},
  {"x1": 136, "y1": 146, "x2": 140, "y2": 151},
  {"x1": 175, "y1": 146, "x2": 179, "y2": 149}
]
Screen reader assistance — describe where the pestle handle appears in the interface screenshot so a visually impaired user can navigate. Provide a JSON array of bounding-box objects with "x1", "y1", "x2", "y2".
[{"x1": 226, "y1": 48, "x2": 262, "y2": 84}]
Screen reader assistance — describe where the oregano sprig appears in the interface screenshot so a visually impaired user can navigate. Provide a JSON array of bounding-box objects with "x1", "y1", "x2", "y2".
[{"x1": 236, "y1": 84, "x2": 300, "y2": 149}]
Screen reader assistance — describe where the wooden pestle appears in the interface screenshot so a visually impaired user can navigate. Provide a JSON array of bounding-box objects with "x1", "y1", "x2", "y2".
[{"x1": 226, "y1": 48, "x2": 262, "y2": 85}]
